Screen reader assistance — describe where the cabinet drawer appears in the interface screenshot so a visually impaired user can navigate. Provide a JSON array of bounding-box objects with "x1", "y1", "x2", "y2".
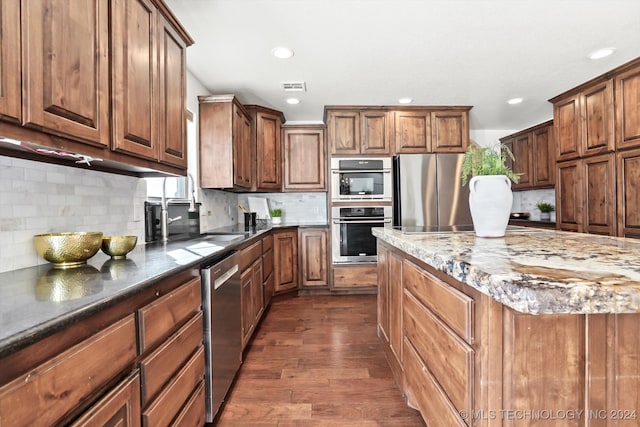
[
  {"x1": 333, "y1": 264, "x2": 377, "y2": 288},
  {"x1": 140, "y1": 312, "x2": 203, "y2": 406},
  {"x1": 170, "y1": 379, "x2": 205, "y2": 427},
  {"x1": 71, "y1": 371, "x2": 141, "y2": 427},
  {"x1": 404, "y1": 290, "x2": 473, "y2": 414},
  {"x1": 240, "y1": 240, "x2": 262, "y2": 271},
  {"x1": 403, "y1": 259, "x2": 473, "y2": 343},
  {"x1": 0, "y1": 315, "x2": 136, "y2": 427},
  {"x1": 262, "y1": 247, "x2": 274, "y2": 280},
  {"x1": 138, "y1": 277, "x2": 202, "y2": 353},
  {"x1": 143, "y1": 346, "x2": 205, "y2": 427},
  {"x1": 262, "y1": 233, "x2": 273, "y2": 252},
  {"x1": 404, "y1": 338, "x2": 467, "y2": 427}
]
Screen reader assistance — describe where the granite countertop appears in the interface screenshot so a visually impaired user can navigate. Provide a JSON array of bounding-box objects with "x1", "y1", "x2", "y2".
[
  {"x1": 0, "y1": 221, "x2": 328, "y2": 358},
  {"x1": 372, "y1": 227, "x2": 640, "y2": 315}
]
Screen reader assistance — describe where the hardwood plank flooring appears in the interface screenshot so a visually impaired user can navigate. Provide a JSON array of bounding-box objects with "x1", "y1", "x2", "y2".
[{"x1": 214, "y1": 295, "x2": 425, "y2": 426}]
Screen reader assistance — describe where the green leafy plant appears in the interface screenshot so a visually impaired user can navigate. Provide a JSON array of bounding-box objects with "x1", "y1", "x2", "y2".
[
  {"x1": 269, "y1": 208, "x2": 282, "y2": 218},
  {"x1": 461, "y1": 142, "x2": 520, "y2": 186},
  {"x1": 535, "y1": 202, "x2": 555, "y2": 213}
]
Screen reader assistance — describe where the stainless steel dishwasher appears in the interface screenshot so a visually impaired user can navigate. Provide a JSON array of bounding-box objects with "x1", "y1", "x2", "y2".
[{"x1": 201, "y1": 251, "x2": 242, "y2": 422}]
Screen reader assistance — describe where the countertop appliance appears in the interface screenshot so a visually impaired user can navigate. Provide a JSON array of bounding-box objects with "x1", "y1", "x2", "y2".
[
  {"x1": 330, "y1": 157, "x2": 392, "y2": 201},
  {"x1": 331, "y1": 205, "x2": 392, "y2": 263},
  {"x1": 393, "y1": 154, "x2": 472, "y2": 229},
  {"x1": 201, "y1": 251, "x2": 241, "y2": 422}
]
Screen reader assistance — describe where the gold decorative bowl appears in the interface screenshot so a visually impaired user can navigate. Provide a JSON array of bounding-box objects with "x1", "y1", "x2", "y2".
[
  {"x1": 34, "y1": 232, "x2": 104, "y2": 269},
  {"x1": 101, "y1": 235, "x2": 138, "y2": 259}
]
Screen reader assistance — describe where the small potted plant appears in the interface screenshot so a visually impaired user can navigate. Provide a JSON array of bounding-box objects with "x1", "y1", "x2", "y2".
[
  {"x1": 461, "y1": 142, "x2": 520, "y2": 237},
  {"x1": 269, "y1": 208, "x2": 282, "y2": 225},
  {"x1": 535, "y1": 202, "x2": 555, "y2": 221}
]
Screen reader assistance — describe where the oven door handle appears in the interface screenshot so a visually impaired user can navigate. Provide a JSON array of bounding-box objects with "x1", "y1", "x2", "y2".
[
  {"x1": 332, "y1": 219, "x2": 392, "y2": 224},
  {"x1": 331, "y1": 169, "x2": 392, "y2": 173}
]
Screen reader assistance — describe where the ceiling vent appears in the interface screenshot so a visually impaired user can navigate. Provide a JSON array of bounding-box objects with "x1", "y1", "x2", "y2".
[{"x1": 281, "y1": 82, "x2": 307, "y2": 92}]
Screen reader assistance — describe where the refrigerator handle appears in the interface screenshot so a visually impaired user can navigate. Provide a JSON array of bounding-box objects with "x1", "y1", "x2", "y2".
[{"x1": 392, "y1": 156, "x2": 401, "y2": 227}]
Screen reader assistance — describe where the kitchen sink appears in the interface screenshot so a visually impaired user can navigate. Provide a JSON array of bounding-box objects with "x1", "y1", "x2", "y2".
[{"x1": 201, "y1": 233, "x2": 246, "y2": 243}]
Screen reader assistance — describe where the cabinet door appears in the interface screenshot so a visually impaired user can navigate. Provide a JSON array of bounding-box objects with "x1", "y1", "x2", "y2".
[
  {"x1": 554, "y1": 95, "x2": 581, "y2": 161},
  {"x1": 255, "y1": 111, "x2": 282, "y2": 191},
  {"x1": 361, "y1": 111, "x2": 391, "y2": 154},
  {"x1": 431, "y1": 110, "x2": 468, "y2": 153},
  {"x1": 377, "y1": 243, "x2": 390, "y2": 343},
  {"x1": 583, "y1": 154, "x2": 616, "y2": 236},
  {"x1": 532, "y1": 125, "x2": 554, "y2": 187},
  {"x1": 283, "y1": 126, "x2": 326, "y2": 191},
  {"x1": 327, "y1": 110, "x2": 359, "y2": 154},
  {"x1": 299, "y1": 228, "x2": 328, "y2": 288},
  {"x1": 233, "y1": 104, "x2": 252, "y2": 188},
  {"x1": 0, "y1": 0, "x2": 21, "y2": 122},
  {"x1": 394, "y1": 111, "x2": 431, "y2": 153},
  {"x1": 158, "y1": 14, "x2": 188, "y2": 168},
  {"x1": 22, "y1": 0, "x2": 110, "y2": 146},
  {"x1": 581, "y1": 80, "x2": 614, "y2": 157},
  {"x1": 111, "y1": 0, "x2": 159, "y2": 160},
  {"x1": 512, "y1": 134, "x2": 532, "y2": 189},
  {"x1": 388, "y1": 252, "x2": 403, "y2": 362},
  {"x1": 273, "y1": 230, "x2": 298, "y2": 293},
  {"x1": 240, "y1": 267, "x2": 253, "y2": 348},
  {"x1": 71, "y1": 372, "x2": 141, "y2": 427},
  {"x1": 616, "y1": 148, "x2": 640, "y2": 238},
  {"x1": 252, "y1": 259, "x2": 264, "y2": 327},
  {"x1": 615, "y1": 65, "x2": 640, "y2": 150},
  {"x1": 556, "y1": 159, "x2": 582, "y2": 232}
]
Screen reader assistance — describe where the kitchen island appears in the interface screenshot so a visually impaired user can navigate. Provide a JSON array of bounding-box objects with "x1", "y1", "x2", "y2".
[{"x1": 373, "y1": 227, "x2": 640, "y2": 426}]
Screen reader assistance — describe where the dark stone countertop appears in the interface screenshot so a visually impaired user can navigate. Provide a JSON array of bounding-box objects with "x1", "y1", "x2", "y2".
[{"x1": 0, "y1": 221, "x2": 327, "y2": 358}]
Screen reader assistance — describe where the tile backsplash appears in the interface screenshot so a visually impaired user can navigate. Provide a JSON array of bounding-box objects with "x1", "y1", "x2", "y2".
[
  {"x1": 512, "y1": 188, "x2": 556, "y2": 221},
  {"x1": 237, "y1": 192, "x2": 327, "y2": 224},
  {"x1": 0, "y1": 156, "x2": 146, "y2": 272}
]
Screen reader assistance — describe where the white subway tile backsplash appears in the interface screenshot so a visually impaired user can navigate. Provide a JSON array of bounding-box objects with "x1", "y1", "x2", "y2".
[{"x1": 0, "y1": 156, "x2": 146, "y2": 273}]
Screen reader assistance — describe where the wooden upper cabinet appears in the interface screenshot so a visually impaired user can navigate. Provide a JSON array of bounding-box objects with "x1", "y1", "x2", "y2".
[
  {"x1": 617, "y1": 148, "x2": 640, "y2": 238},
  {"x1": 361, "y1": 111, "x2": 392, "y2": 154},
  {"x1": 199, "y1": 95, "x2": 253, "y2": 189},
  {"x1": 327, "y1": 110, "x2": 360, "y2": 154},
  {"x1": 158, "y1": 13, "x2": 188, "y2": 168},
  {"x1": 283, "y1": 125, "x2": 326, "y2": 191},
  {"x1": 615, "y1": 63, "x2": 640, "y2": 150},
  {"x1": 233, "y1": 103, "x2": 253, "y2": 188},
  {"x1": 556, "y1": 159, "x2": 582, "y2": 232},
  {"x1": 532, "y1": 123, "x2": 554, "y2": 187},
  {"x1": 394, "y1": 110, "x2": 431, "y2": 153},
  {"x1": 111, "y1": 0, "x2": 159, "y2": 160},
  {"x1": 245, "y1": 105, "x2": 285, "y2": 191},
  {"x1": 581, "y1": 80, "x2": 614, "y2": 157},
  {"x1": 512, "y1": 134, "x2": 531, "y2": 189},
  {"x1": 502, "y1": 138, "x2": 514, "y2": 172},
  {"x1": 22, "y1": 0, "x2": 110, "y2": 147},
  {"x1": 553, "y1": 95, "x2": 581, "y2": 161},
  {"x1": 0, "y1": 0, "x2": 21, "y2": 123},
  {"x1": 431, "y1": 110, "x2": 469, "y2": 153},
  {"x1": 583, "y1": 154, "x2": 616, "y2": 236}
]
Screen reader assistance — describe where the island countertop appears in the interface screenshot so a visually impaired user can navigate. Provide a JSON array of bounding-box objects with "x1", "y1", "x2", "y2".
[{"x1": 372, "y1": 227, "x2": 640, "y2": 314}]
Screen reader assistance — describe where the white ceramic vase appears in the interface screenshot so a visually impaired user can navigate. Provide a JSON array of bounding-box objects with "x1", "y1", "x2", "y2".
[
  {"x1": 271, "y1": 217, "x2": 282, "y2": 224},
  {"x1": 468, "y1": 175, "x2": 513, "y2": 237}
]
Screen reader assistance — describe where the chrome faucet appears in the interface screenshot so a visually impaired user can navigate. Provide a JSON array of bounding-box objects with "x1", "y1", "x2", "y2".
[{"x1": 161, "y1": 178, "x2": 182, "y2": 242}]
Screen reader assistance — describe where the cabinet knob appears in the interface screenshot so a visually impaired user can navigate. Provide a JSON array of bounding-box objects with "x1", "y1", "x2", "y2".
[{"x1": 155, "y1": 291, "x2": 160, "y2": 297}]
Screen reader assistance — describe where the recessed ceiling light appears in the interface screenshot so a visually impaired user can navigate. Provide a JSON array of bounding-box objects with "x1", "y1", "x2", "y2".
[
  {"x1": 272, "y1": 46, "x2": 294, "y2": 59},
  {"x1": 589, "y1": 47, "x2": 615, "y2": 60},
  {"x1": 398, "y1": 98, "x2": 413, "y2": 104},
  {"x1": 507, "y1": 97, "x2": 523, "y2": 105},
  {"x1": 286, "y1": 98, "x2": 301, "y2": 105}
]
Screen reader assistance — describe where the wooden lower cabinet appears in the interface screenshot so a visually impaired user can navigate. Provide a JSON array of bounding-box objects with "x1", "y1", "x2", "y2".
[
  {"x1": 299, "y1": 227, "x2": 329, "y2": 288},
  {"x1": 332, "y1": 264, "x2": 378, "y2": 290},
  {"x1": 617, "y1": 148, "x2": 640, "y2": 238},
  {"x1": 240, "y1": 240, "x2": 264, "y2": 349},
  {"x1": 377, "y1": 240, "x2": 640, "y2": 427},
  {"x1": 0, "y1": 269, "x2": 206, "y2": 427},
  {"x1": 262, "y1": 233, "x2": 275, "y2": 307},
  {"x1": 273, "y1": 229, "x2": 298, "y2": 293}
]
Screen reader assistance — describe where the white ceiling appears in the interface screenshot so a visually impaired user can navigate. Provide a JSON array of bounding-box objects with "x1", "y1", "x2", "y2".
[{"x1": 165, "y1": 0, "x2": 640, "y2": 131}]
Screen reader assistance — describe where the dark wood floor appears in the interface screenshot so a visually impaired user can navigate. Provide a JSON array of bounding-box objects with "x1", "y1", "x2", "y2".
[{"x1": 214, "y1": 295, "x2": 425, "y2": 426}]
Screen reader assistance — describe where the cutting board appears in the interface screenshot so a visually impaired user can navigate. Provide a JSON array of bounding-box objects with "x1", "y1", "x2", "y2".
[{"x1": 248, "y1": 197, "x2": 270, "y2": 219}]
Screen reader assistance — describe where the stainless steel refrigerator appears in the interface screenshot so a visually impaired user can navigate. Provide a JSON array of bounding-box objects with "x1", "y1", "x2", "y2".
[{"x1": 392, "y1": 154, "x2": 472, "y2": 229}]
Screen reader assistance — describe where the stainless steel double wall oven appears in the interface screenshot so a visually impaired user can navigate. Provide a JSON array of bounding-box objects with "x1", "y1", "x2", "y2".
[{"x1": 330, "y1": 157, "x2": 393, "y2": 264}]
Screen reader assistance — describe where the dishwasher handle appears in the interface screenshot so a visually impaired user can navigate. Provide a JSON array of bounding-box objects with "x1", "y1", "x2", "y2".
[{"x1": 213, "y1": 264, "x2": 239, "y2": 290}]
